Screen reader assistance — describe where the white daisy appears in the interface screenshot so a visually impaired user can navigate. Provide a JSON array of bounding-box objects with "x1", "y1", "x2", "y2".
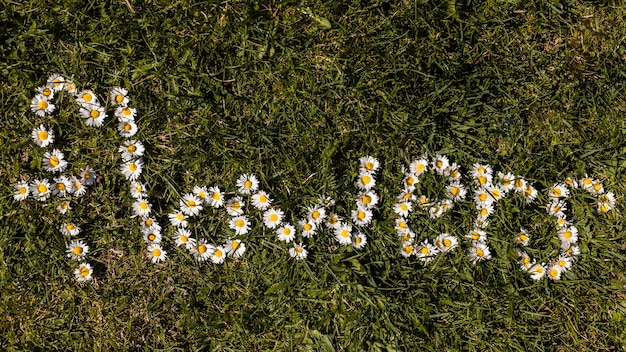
[
  {"x1": 174, "y1": 228, "x2": 195, "y2": 249},
  {"x1": 236, "y1": 174, "x2": 259, "y2": 195},
  {"x1": 402, "y1": 173, "x2": 418, "y2": 190},
  {"x1": 60, "y1": 223, "x2": 80, "y2": 237},
  {"x1": 118, "y1": 120, "x2": 138, "y2": 138},
  {"x1": 251, "y1": 190, "x2": 272, "y2": 210},
  {"x1": 13, "y1": 182, "x2": 30, "y2": 201},
  {"x1": 547, "y1": 200, "x2": 567, "y2": 218},
  {"x1": 555, "y1": 255, "x2": 573, "y2": 271},
  {"x1": 431, "y1": 154, "x2": 449, "y2": 175},
  {"x1": 476, "y1": 203, "x2": 494, "y2": 221},
  {"x1": 76, "y1": 90, "x2": 97, "y2": 105},
  {"x1": 192, "y1": 185, "x2": 209, "y2": 204},
  {"x1": 549, "y1": 183, "x2": 570, "y2": 199},
  {"x1": 415, "y1": 240, "x2": 439, "y2": 263},
  {"x1": 471, "y1": 163, "x2": 493, "y2": 180},
  {"x1": 130, "y1": 181, "x2": 147, "y2": 199},
  {"x1": 325, "y1": 213, "x2": 342, "y2": 229},
  {"x1": 118, "y1": 140, "x2": 145, "y2": 161},
  {"x1": 351, "y1": 207, "x2": 373, "y2": 226},
  {"x1": 143, "y1": 230, "x2": 162, "y2": 244},
  {"x1": 57, "y1": 200, "x2": 71, "y2": 214},
  {"x1": 225, "y1": 239, "x2": 246, "y2": 258},
  {"x1": 530, "y1": 263, "x2": 546, "y2": 280},
  {"x1": 191, "y1": 240, "x2": 214, "y2": 262},
  {"x1": 466, "y1": 228, "x2": 487, "y2": 243},
  {"x1": 52, "y1": 176, "x2": 72, "y2": 197},
  {"x1": 180, "y1": 193, "x2": 203, "y2": 216},
  {"x1": 446, "y1": 183, "x2": 467, "y2": 202},
  {"x1": 394, "y1": 218, "x2": 411, "y2": 234},
  {"x1": 79, "y1": 105, "x2": 106, "y2": 127},
  {"x1": 547, "y1": 265, "x2": 563, "y2": 281},
  {"x1": 30, "y1": 179, "x2": 52, "y2": 201},
  {"x1": 562, "y1": 245, "x2": 581, "y2": 257},
  {"x1": 409, "y1": 158, "x2": 429, "y2": 176},
  {"x1": 558, "y1": 226, "x2": 579, "y2": 247},
  {"x1": 63, "y1": 80, "x2": 77, "y2": 94},
  {"x1": 397, "y1": 230, "x2": 415, "y2": 243},
  {"x1": 140, "y1": 217, "x2": 161, "y2": 234},
  {"x1": 434, "y1": 233, "x2": 458, "y2": 252},
  {"x1": 468, "y1": 242, "x2": 491, "y2": 264},
  {"x1": 590, "y1": 181, "x2": 604, "y2": 195},
  {"x1": 522, "y1": 186, "x2": 538, "y2": 203},
  {"x1": 359, "y1": 155, "x2": 380, "y2": 173},
  {"x1": 30, "y1": 94, "x2": 55, "y2": 117},
  {"x1": 397, "y1": 191, "x2": 416, "y2": 203},
  {"x1": 597, "y1": 192, "x2": 616, "y2": 213},
  {"x1": 555, "y1": 215, "x2": 569, "y2": 229},
  {"x1": 115, "y1": 106, "x2": 137, "y2": 121},
  {"x1": 277, "y1": 223, "x2": 296, "y2": 243},
  {"x1": 74, "y1": 262, "x2": 93, "y2": 282},
  {"x1": 306, "y1": 205, "x2": 326, "y2": 225},
  {"x1": 146, "y1": 244, "x2": 167, "y2": 263},
  {"x1": 168, "y1": 210, "x2": 188, "y2": 228},
  {"x1": 66, "y1": 240, "x2": 89, "y2": 260},
  {"x1": 263, "y1": 208, "x2": 284, "y2": 229},
  {"x1": 289, "y1": 243, "x2": 308, "y2": 260},
  {"x1": 487, "y1": 185, "x2": 505, "y2": 202},
  {"x1": 512, "y1": 177, "x2": 527, "y2": 193},
  {"x1": 579, "y1": 176, "x2": 594, "y2": 191},
  {"x1": 516, "y1": 228, "x2": 530, "y2": 246},
  {"x1": 393, "y1": 201, "x2": 412, "y2": 217},
  {"x1": 229, "y1": 215, "x2": 251, "y2": 236},
  {"x1": 356, "y1": 190, "x2": 379, "y2": 210},
  {"x1": 46, "y1": 74, "x2": 66, "y2": 91},
  {"x1": 133, "y1": 199, "x2": 152, "y2": 217},
  {"x1": 110, "y1": 87, "x2": 129, "y2": 106},
  {"x1": 207, "y1": 186, "x2": 224, "y2": 208},
  {"x1": 318, "y1": 195, "x2": 336, "y2": 208},
  {"x1": 352, "y1": 232, "x2": 367, "y2": 249},
  {"x1": 80, "y1": 167, "x2": 96, "y2": 186},
  {"x1": 120, "y1": 159, "x2": 143, "y2": 181},
  {"x1": 400, "y1": 241, "x2": 415, "y2": 258},
  {"x1": 519, "y1": 252, "x2": 534, "y2": 271},
  {"x1": 497, "y1": 171, "x2": 516, "y2": 191},
  {"x1": 43, "y1": 149, "x2": 68, "y2": 173},
  {"x1": 447, "y1": 162, "x2": 462, "y2": 181},
  {"x1": 70, "y1": 176, "x2": 87, "y2": 197},
  {"x1": 225, "y1": 196, "x2": 245, "y2": 216},
  {"x1": 356, "y1": 171, "x2": 376, "y2": 190},
  {"x1": 334, "y1": 223, "x2": 353, "y2": 245},
  {"x1": 31, "y1": 124, "x2": 55, "y2": 148},
  {"x1": 298, "y1": 219, "x2": 317, "y2": 238}
]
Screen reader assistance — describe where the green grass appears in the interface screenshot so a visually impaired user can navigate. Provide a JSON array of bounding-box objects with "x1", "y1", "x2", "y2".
[{"x1": 1, "y1": 0, "x2": 626, "y2": 350}]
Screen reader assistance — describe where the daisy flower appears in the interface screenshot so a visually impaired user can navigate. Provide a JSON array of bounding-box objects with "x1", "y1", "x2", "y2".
[
  {"x1": 263, "y1": 208, "x2": 284, "y2": 229},
  {"x1": 555, "y1": 215, "x2": 569, "y2": 229},
  {"x1": 289, "y1": 243, "x2": 308, "y2": 260},
  {"x1": 394, "y1": 218, "x2": 411, "y2": 234},
  {"x1": 476, "y1": 203, "x2": 494, "y2": 221},
  {"x1": 43, "y1": 149, "x2": 68, "y2": 173},
  {"x1": 429, "y1": 204, "x2": 444, "y2": 219},
  {"x1": 547, "y1": 265, "x2": 563, "y2": 281},
  {"x1": 277, "y1": 223, "x2": 296, "y2": 243},
  {"x1": 119, "y1": 140, "x2": 145, "y2": 161},
  {"x1": 76, "y1": 90, "x2": 97, "y2": 105},
  {"x1": 579, "y1": 176, "x2": 594, "y2": 191},
  {"x1": 30, "y1": 179, "x2": 52, "y2": 201},
  {"x1": 306, "y1": 205, "x2": 326, "y2": 224},
  {"x1": 564, "y1": 177, "x2": 578, "y2": 189},
  {"x1": 393, "y1": 201, "x2": 412, "y2": 217},
  {"x1": 225, "y1": 239, "x2": 246, "y2": 258},
  {"x1": 487, "y1": 185, "x2": 505, "y2": 202},
  {"x1": 547, "y1": 200, "x2": 567, "y2": 218},
  {"x1": 474, "y1": 187, "x2": 494, "y2": 206},
  {"x1": 120, "y1": 159, "x2": 143, "y2": 181},
  {"x1": 211, "y1": 246, "x2": 227, "y2": 264},
  {"x1": 146, "y1": 243, "x2": 167, "y2": 263},
  {"x1": 431, "y1": 154, "x2": 449, "y2": 175},
  {"x1": 400, "y1": 242, "x2": 415, "y2": 257},
  {"x1": 549, "y1": 183, "x2": 569, "y2": 199},
  {"x1": 133, "y1": 199, "x2": 152, "y2": 217},
  {"x1": 359, "y1": 156, "x2": 380, "y2": 173},
  {"x1": 140, "y1": 217, "x2": 161, "y2": 234},
  {"x1": 143, "y1": 230, "x2": 162, "y2": 244},
  {"x1": 471, "y1": 163, "x2": 492, "y2": 180},
  {"x1": 512, "y1": 177, "x2": 527, "y2": 193},
  {"x1": 522, "y1": 186, "x2": 538, "y2": 203},
  {"x1": 318, "y1": 195, "x2": 336, "y2": 208},
  {"x1": 447, "y1": 162, "x2": 462, "y2": 181},
  {"x1": 515, "y1": 228, "x2": 530, "y2": 246},
  {"x1": 192, "y1": 185, "x2": 209, "y2": 204},
  {"x1": 416, "y1": 240, "x2": 439, "y2": 263},
  {"x1": 468, "y1": 242, "x2": 491, "y2": 264},
  {"x1": 497, "y1": 171, "x2": 515, "y2": 191},
  {"x1": 325, "y1": 213, "x2": 342, "y2": 229},
  {"x1": 225, "y1": 196, "x2": 245, "y2": 216},
  {"x1": 67, "y1": 240, "x2": 89, "y2": 260},
  {"x1": 13, "y1": 182, "x2": 30, "y2": 201},
  {"x1": 298, "y1": 219, "x2": 317, "y2": 238},
  {"x1": 174, "y1": 228, "x2": 195, "y2": 249},
  {"x1": 207, "y1": 186, "x2": 224, "y2": 208},
  {"x1": 351, "y1": 207, "x2": 373, "y2": 226},
  {"x1": 597, "y1": 192, "x2": 616, "y2": 213},
  {"x1": 168, "y1": 210, "x2": 188, "y2": 228},
  {"x1": 466, "y1": 228, "x2": 487, "y2": 243},
  {"x1": 64, "y1": 80, "x2": 77, "y2": 94},
  {"x1": 397, "y1": 230, "x2": 415, "y2": 243},
  {"x1": 519, "y1": 252, "x2": 534, "y2": 271},
  {"x1": 74, "y1": 262, "x2": 93, "y2": 282},
  {"x1": 558, "y1": 226, "x2": 579, "y2": 247},
  {"x1": 589, "y1": 181, "x2": 604, "y2": 195},
  {"x1": 446, "y1": 183, "x2": 467, "y2": 202},
  {"x1": 417, "y1": 195, "x2": 429, "y2": 208},
  {"x1": 60, "y1": 223, "x2": 80, "y2": 237},
  {"x1": 115, "y1": 106, "x2": 136, "y2": 121},
  {"x1": 251, "y1": 190, "x2": 272, "y2": 210},
  {"x1": 30, "y1": 94, "x2": 55, "y2": 117},
  {"x1": 352, "y1": 232, "x2": 367, "y2": 249},
  {"x1": 236, "y1": 174, "x2": 259, "y2": 195},
  {"x1": 31, "y1": 124, "x2": 55, "y2": 147},
  {"x1": 52, "y1": 176, "x2": 72, "y2": 197},
  {"x1": 402, "y1": 173, "x2": 418, "y2": 190},
  {"x1": 80, "y1": 167, "x2": 96, "y2": 186},
  {"x1": 57, "y1": 200, "x2": 71, "y2": 214},
  {"x1": 562, "y1": 245, "x2": 581, "y2": 257},
  {"x1": 180, "y1": 193, "x2": 202, "y2": 216},
  {"x1": 191, "y1": 240, "x2": 214, "y2": 262},
  {"x1": 118, "y1": 120, "x2": 138, "y2": 138},
  {"x1": 434, "y1": 233, "x2": 458, "y2": 252},
  {"x1": 555, "y1": 255, "x2": 573, "y2": 271},
  {"x1": 79, "y1": 105, "x2": 106, "y2": 127},
  {"x1": 229, "y1": 215, "x2": 251, "y2": 236},
  {"x1": 110, "y1": 87, "x2": 129, "y2": 106},
  {"x1": 35, "y1": 85, "x2": 54, "y2": 98},
  {"x1": 357, "y1": 190, "x2": 379, "y2": 209},
  {"x1": 130, "y1": 181, "x2": 147, "y2": 199},
  {"x1": 70, "y1": 177, "x2": 87, "y2": 197},
  {"x1": 398, "y1": 191, "x2": 416, "y2": 202},
  {"x1": 530, "y1": 263, "x2": 546, "y2": 280},
  {"x1": 356, "y1": 171, "x2": 376, "y2": 190},
  {"x1": 334, "y1": 223, "x2": 353, "y2": 245},
  {"x1": 46, "y1": 74, "x2": 65, "y2": 91},
  {"x1": 409, "y1": 158, "x2": 429, "y2": 176}
]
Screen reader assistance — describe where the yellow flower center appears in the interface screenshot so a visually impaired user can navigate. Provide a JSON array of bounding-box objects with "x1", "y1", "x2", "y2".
[
  {"x1": 231, "y1": 202, "x2": 240, "y2": 210},
  {"x1": 153, "y1": 248, "x2": 161, "y2": 257},
  {"x1": 443, "y1": 239, "x2": 452, "y2": 247},
  {"x1": 420, "y1": 247, "x2": 429, "y2": 255},
  {"x1": 450, "y1": 169, "x2": 459, "y2": 178},
  {"x1": 518, "y1": 234, "x2": 527, "y2": 243},
  {"x1": 66, "y1": 224, "x2": 75, "y2": 231},
  {"x1": 187, "y1": 199, "x2": 196, "y2": 207},
  {"x1": 362, "y1": 195, "x2": 372, "y2": 205},
  {"x1": 145, "y1": 219, "x2": 153, "y2": 227},
  {"x1": 535, "y1": 266, "x2": 543, "y2": 274},
  {"x1": 38, "y1": 130, "x2": 48, "y2": 141},
  {"x1": 552, "y1": 188, "x2": 561, "y2": 197},
  {"x1": 37, "y1": 184, "x2": 47, "y2": 193},
  {"x1": 478, "y1": 176, "x2": 487, "y2": 185},
  {"x1": 84, "y1": 172, "x2": 91, "y2": 179},
  {"x1": 365, "y1": 162, "x2": 374, "y2": 170},
  {"x1": 235, "y1": 219, "x2": 245, "y2": 228},
  {"x1": 73, "y1": 247, "x2": 83, "y2": 255},
  {"x1": 593, "y1": 183, "x2": 602, "y2": 191},
  {"x1": 198, "y1": 191, "x2": 206, "y2": 199},
  {"x1": 478, "y1": 166, "x2": 486, "y2": 174},
  {"x1": 420, "y1": 197, "x2": 428, "y2": 204},
  {"x1": 244, "y1": 180, "x2": 252, "y2": 189},
  {"x1": 148, "y1": 234, "x2": 156, "y2": 241},
  {"x1": 82, "y1": 93, "x2": 92, "y2": 102},
  {"x1": 180, "y1": 236, "x2": 188, "y2": 243},
  {"x1": 283, "y1": 228, "x2": 291, "y2": 235},
  {"x1": 122, "y1": 108, "x2": 131, "y2": 116},
  {"x1": 600, "y1": 204, "x2": 609, "y2": 212},
  {"x1": 123, "y1": 123, "x2": 132, "y2": 131},
  {"x1": 198, "y1": 245, "x2": 207, "y2": 254},
  {"x1": 49, "y1": 156, "x2": 60, "y2": 167},
  {"x1": 295, "y1": 247, "x2": 303, "y2": 254},
  {"x1": 52, "y1": 79, "x2": 62, "y2": 87},
  {"x1": 475, "y1": 248, "x2": 484, "y2": 257},
  {"x1": 357, "y1": 211, "x2": 366, "y2": 220},
  {"x1": 524, "y1": 188, "x2": 532, "y2": 197},
  {"x1": 303, "y1": 223, "x2": 312, "y2": 231},
  {"x1": 450, "y1": 187, "x2": 459, "y2": 196},
  {"x1": 522, "y1": 257, "x2": 530, "y2": 266},
  {"x1": 416, "y1": 163, "x2": 425, "y2": 173},
  {"x1": 127, "y1": 145, "x2": 137, "y2": 153},
  {"x1": 259, "y1": 195, "x2": 267, "y2": 203},
  {"x1": 404, "y1": 245, "x2": 414, "y2": 253},
  {"x1": 406, "y1": 176, "x2": 414, "y2": 186},
  {"x1": 558, "y1": 259, "x2": 566, "y2": 267},
  {"x1": 401, "y1": 233, "x2": 410, "y2": 242},
  {"x1": 341, "y1": 229, "x2": 349, "y2": 238},
  {"x1": 43, "y1": 87, "x2": 52, "y2": 96},
  {"x1": 129, "y1": 163, "x2": 137, "y2": 172},
  {"x1": 269, "y1": 214, "x2": 278, "y2": 222},
  {"x1": 90, "y1": 109, "x2": 100, "y2": 118},
  {"x1": 491, "y1": 189, "x2": 500, "y2": 198},
  {"x1": 361, "y1": 175, "x2": 371, "y2": 185},
  {"x1": 553, "y1": 206, "x2": 561, "y2": 213},
  {"x1": 176, "y1": 213, "x2": 185, "y2": 221},
  {"x1": 212, "y1": 192, "x2": 220, "y2": 200},
  {"x1": 80, "y1": 266, "x2": 90, "y2": 277},
  {"x1": 549, "y1": 269, "x2": 559, "y2": 278},
  {"x1": 502, "y1": 178, "x2": 511, "y2": 186},
  {"x1": 480, "y1": 208, "x2": 488, "y2": 217},
  {"x1": 479, "y1": 193, "x2": 488, "y2": 202},
  {"x1": 399, "y1": 221, "x2": 407, "y2": 229},
  {"x1": 139, "y1": 202, "x2": 148, "y2": 210},
  {"x1": 19, "y1": 187, "x2": 27, "y2": 194},
  {"x1": 514, "y1": 179, "x2": 524, "y2": 188},
  {"x1": 355, "y1": 237, "x2": 362, "y2": 244},
  {"x1": 115, "y1": 94, "x2": 124, "y2": 103},
  {"x1": 57, "y1": 183, "x2": 65, "y2": 191},
  {"x1": 38, "y1": 100, "x2": 48, "y2": 110},
  {"x1": 231, "y1": 241, "x2": 239, "y2": 249},
  {"x1": 563, "y1": 231, "x2": 572, "y2": 239},
  {"x1": 583, "y1": 179, "x2": 591, "y2": 186},
  {"x1": 400, "y1": 204, "x2": 408, "y2": 212},
  {"x1": 435, "y1": 160, "x2": 443, "y2": 168},
  {"x1": 471, "y1": 232, "x2": 480, "y2": 241}
]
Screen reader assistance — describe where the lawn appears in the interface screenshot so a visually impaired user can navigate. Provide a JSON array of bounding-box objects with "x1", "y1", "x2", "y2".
[{"x1": 1, "y1": 0, "x2": 626, "y2": 350}]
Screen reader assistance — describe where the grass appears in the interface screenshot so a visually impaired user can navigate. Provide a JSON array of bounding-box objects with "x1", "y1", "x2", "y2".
[{"x1": 1, "y1": 0, "x2": 626, "y2": 350}]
